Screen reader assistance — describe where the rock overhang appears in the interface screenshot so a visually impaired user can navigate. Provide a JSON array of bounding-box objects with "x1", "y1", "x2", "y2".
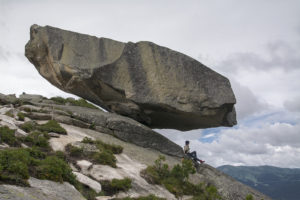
[{"x1": 25, "y1": 24, "x2": 237, "y2": 131}]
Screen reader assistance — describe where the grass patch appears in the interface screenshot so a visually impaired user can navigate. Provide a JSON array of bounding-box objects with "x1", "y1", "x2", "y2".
[
  {"x1": 17, "y1": 112, "x2": 25, "y2": 121},
  {"x1": 50, "y1": 96, "x2": 98, "y2": 109},
  {"x1": 141, "y1": 156, "x2": 221, "y2": 199},
  {"x1": 101, "y1": 178, "x2": 132, "y2": 196},
  {"x1": 37, "y1": 120, "x2": 67, "y2": 134},
  {"x1": 0, "y1": 126, "x2": 20, "y2": 147}
]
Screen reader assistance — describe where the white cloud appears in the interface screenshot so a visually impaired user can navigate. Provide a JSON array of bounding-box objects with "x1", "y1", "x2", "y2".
[
  {"x1": 0, "y1": 46, "x2": 10, "y2": 61},
  {"x1": 284, "y1": 96, "x2": 300, "y2": 113},
  {"x1": 230, "y1": 79, "x2": 269, "y2": 120},
  {"x1": 160, "y1": 110, "x2": 300, "y2": 168}
]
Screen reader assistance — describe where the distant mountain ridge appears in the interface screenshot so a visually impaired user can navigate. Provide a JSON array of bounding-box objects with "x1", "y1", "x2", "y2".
[{"x1": 217, "y1": 165, "x2": 300, "y2": 200}]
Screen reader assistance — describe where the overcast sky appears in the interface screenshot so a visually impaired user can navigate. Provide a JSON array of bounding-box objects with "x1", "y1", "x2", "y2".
[{"x1": 1, "y1": 0, "x2": 300, "y2": 168}]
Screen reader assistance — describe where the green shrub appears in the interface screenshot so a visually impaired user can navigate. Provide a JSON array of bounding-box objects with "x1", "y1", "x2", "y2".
[
  {"x1": 23, "y1": 107, "x2": 32, "y2": 112},
  {"x1": 26, "y1": 146, "x2": 46, "y2": 159},
  {"x1": 81, "y1": 137, "x2": 94, "y2": 144},
  {"x1": 81, "y1": 137, "x2": 123, "y2": 155},
  {"x1": 35, "y1": 155, "x2": 76, "y2": 184},
  {"x1": 0, "y1": 144, "x2": 100, "y2": 200},
  {"x1": 17, "y1": 112, "x2": 25, "y2": 121},
  {"x1": 141, "y1": 166, "x2": 162, "y2": 184},
  {"x1": 246, "y1": 194, "x2": 254, "y2": 200},
  {"x1": 101, "y1": 178, "x2": 132, "y2": 195},
  {"x1": 89, "y1": 123, "x2": 96, "y2": 130},
  {"x1": 0, "y1": 147, "x2": 77, "y2": 186},
  {"x1": 170, "y1": 159, "x2": 195, "y2": 183},
  {"x1": 54, "y1": 150, "x2": 67, "y2": 161},
  {"x1": 23, "y1": 131, "x2": 50, "y2": 150},
  {"x1": 37, "y1": 120, "x2": 67, "y2": 134},
  {"x1": 0, "y1": 148, "x2": 31, "y2": 186},
  {"x1": 65, "y1": 144, "x2": 84, "y2": 158},
  {"x1": 142, "y1": 156, "x2": 220, "y2": 199},
  {"x1": 92, "y1": 151, "x2": 117, "y2": 168},
  {"x1": 20, "y1": 121, "x2": 36, "y2": 133},
  {"x1": 111, "y1": 178, "x2": 132, "y2": 191},
  {"x1": 4, "y1": 110, "x2": 14, "y2": 118},
  {"x1": 0, "y1": 126, "x2": 20, "y2": 147},
  {"x1": 66, "y1": 140, "x2": 119, "y2": 168},
  {"x1": 75, "y1": 183, "x2": 99, "y2": 200},
  {"x1": 162, "y1": 176, "x2": 183, "y2": 197}
]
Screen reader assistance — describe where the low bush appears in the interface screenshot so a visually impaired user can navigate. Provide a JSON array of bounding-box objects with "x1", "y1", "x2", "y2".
[
  {"x1": 75, "y1": 183, "x2": 99, "y2": 200},
  {"x1": 0, "y1": 126, "x2": 20, "y2": 147},
  {"x1": 0, "y1": 147, "x2": 77, "y2": 187},
  {"x1": 65, "y1": 143, "x2": 84, "y2": 158},
  {"x1": 65, "y1": 137, "x2": 124, "y2": 168},
  {"x1": 23, "y1": 131, "x2": 51, "y2": 150},
  {"x1": 23, "y1": 107, "x2": 32, "y2": 113},
  {"x1": 4, "y1": 110, "x2": 14, "y2": 118},
  {"x1": 101, "y1": 178, "x2": 132, "y2": 195},
  {"x1": 54, "y1": 150, "x2": 67, "y2": 161},
  {"x1": 82, "y1": 137, "x2": 123, "y2": 154},
  {"x1": 27, "y1": 146, "x2": 47, "y2": 159},
  {"x1": 35, "y1": 155, "x2": 77, "y2": 184},
  {"x1": 20, "y1": 121, "x2": 36, "y2": 133},
  {"x1": 37, "y1": 120, "x2": 67, "y2": 134},
  {"x1": 142, "y1": 156, "x2": 220, "y2": 199},
  {"x1": 245, "y1": 194, "x2": 254, "y2": 200},
  {"x1": 17, "y1": 112, "x2": 25, "y2": 121},
  {"x1": 0, "y1": 148, "x2": 31, "y2": 186},
  {"x1": 92, "y1": 151, "x2": 117, "y2": 168}
]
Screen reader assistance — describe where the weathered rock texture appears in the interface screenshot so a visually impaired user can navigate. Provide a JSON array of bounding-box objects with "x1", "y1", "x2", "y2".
[
  {"x1": 0, "y1": 177, "x2": 85, "y2": 200},
  {"x1": 0, "y1": 96, "x2": 270, "y2": 200},
  {"x1": 25, "y1": 25, "x2": 237, "y2": 131}
]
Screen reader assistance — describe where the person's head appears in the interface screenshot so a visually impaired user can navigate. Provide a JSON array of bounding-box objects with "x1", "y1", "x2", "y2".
[{"x1": 185, "y1": 140, "x2": 190, "y2": 145}]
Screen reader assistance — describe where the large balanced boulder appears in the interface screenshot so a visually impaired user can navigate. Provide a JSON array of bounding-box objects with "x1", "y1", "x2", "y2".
[{"x1": 25, "y1": 25, "x2": 236, "y2": 131}]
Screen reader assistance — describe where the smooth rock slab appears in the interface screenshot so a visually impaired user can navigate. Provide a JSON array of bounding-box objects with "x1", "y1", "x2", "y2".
[
  {"x1": 0, "y1": 177, "x2": 85, "y2": 200},
  {"x1": 25, "y1": 24, "x2": 237, "y2": 131},
  {"x1": 73, "y1": 171, "x2": 102, "y2": 193}
]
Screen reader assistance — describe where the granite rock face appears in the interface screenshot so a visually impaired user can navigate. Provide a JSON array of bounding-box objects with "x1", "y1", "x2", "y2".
[{"x1": 25, "y1": 25, "x2": 237, "y2": 131}]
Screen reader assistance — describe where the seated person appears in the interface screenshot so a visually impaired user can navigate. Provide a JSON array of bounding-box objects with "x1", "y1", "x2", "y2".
[{"x1": 183, "y1": 140, "x2": 205, "y2": 164}]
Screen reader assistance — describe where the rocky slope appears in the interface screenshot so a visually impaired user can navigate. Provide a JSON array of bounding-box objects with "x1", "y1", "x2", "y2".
[
  {"x1": 25, "y1": 25, "x2": 236, "y2": 131},
  {"x1": 0, "y1": 93, "x2": 270, "y2": 200}
]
